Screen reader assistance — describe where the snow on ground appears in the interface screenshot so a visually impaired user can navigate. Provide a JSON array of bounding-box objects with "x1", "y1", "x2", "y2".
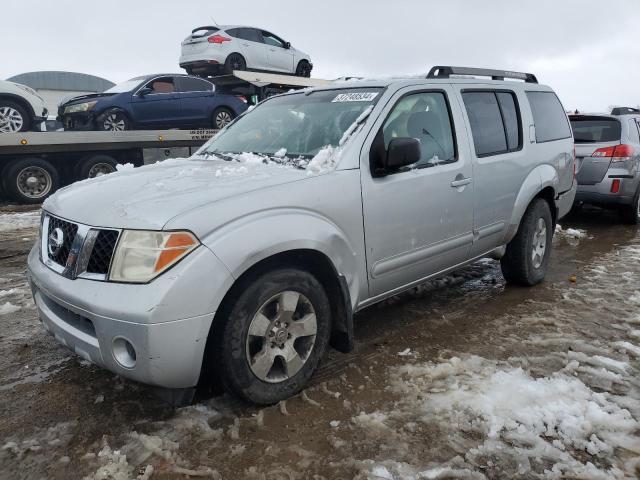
[
  {"x1": 354, "y1": 243, "x2": 640, "y2": 479},
  {"x1": 555, "y1": 224, "x2": 589, "y2": 244},
  {"x1": 0, "y1": 211, "x2": 40, "y2": 232}
]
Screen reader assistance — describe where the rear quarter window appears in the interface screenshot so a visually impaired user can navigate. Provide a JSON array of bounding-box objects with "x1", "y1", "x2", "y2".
[
  {"x1": 569, "y1": 116, "x2": 621, "y2": 143},
  {"x1": 526, "y1": 91, "x2": 571, "y2": 143}
]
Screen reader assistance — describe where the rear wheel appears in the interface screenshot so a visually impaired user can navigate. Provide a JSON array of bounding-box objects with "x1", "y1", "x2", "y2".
[
  {"x1": 98, "y1": 109, "x2": 131, "y2": 131},
  {"x1": 210, "y1": 268, "x2": 332, "y2": 404},
  {"x1": 295, "y1": 60, "x2": 311, "y2": 77},
  {"x1": 76, "y1": 154, "x2": 118, "y2": 180},
  {"x1": 212, "y1": 107, "x2": 234, "y2": 129},
  {"x1": 224, "y1": 53, "x2": 246, "y2": 75},
  {"x1": 620, "y1": 188, "x2": 640, "y2": 225},
  {"x1": 0, "y1": 100, "x2": 31, "y2": 133},
  {"x1": 3, "y1": 157, "x2": 60, "y2": 204},
  {"x1": 501, "y1": 198, "x2": 553, "y2": 286}
]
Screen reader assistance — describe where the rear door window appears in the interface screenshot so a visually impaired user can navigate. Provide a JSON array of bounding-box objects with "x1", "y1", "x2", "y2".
[
  {"x1": 177, "y1": 77, "x2": 213, "y2": 92},
  {"x1": 526, "y1": 91, "x2": 571, "y2": 142},
  {"x1": 569, "y1": 117, "x2": 621, "y2": 143},
  {"x1": 462, "y1": 90, "x2": 522, "y2": 156}
]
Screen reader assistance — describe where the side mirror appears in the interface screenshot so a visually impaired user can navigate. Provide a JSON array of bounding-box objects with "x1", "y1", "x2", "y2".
[
  {"x1": 138, "y1": 87, "x2": 153, "y2": 97},
  {"x1": 385, "y1": 137, "x2": 421, "y2": 171},
  {"x1": 284, "y1": 41, "x2": 291, "y2": 49}
]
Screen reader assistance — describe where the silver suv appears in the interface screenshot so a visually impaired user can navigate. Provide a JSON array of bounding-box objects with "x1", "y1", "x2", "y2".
[
  {"x1": 27, "y1": 66, "x2": 576, "y2": 404},
  {"x1": 570, "y1": 108, "x2": 640, "y2": 223}
]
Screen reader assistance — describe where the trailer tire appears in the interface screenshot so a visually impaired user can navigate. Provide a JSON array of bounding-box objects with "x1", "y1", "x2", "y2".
[
  {"x1": 3, "y1": 157, "x2": 60, "y2": 204},
  {"x1": 76, "y1": 154, "x2": 118, "y2": 180}
]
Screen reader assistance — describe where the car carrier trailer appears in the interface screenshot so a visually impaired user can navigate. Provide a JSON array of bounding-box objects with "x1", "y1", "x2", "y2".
[{"x1": 0, "y1": 71, "x2": 330, "y2": 204}]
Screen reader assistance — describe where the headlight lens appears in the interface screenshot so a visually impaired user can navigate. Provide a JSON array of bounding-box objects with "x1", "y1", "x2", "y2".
[
  {"x1": 109, "y1": 230, "x2": 199, "y2": 283},
  {"x1": 64, "y1": 101, "x2": 97, "y2": 114}
]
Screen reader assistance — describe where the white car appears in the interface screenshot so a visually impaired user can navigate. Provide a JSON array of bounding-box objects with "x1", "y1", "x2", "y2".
[
  {"x1": 0, "y1": 80, "x2": 48, "y2": 133},
  {"x1": 179, "y1": 25, "x2": 313, "y2": 78}
]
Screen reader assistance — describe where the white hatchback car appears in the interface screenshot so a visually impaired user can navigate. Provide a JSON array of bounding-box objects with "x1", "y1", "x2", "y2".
[
  {"x1": 179, "y1": 25, "x2": 313, "y2": 78},
  {"x1": 0, "y1": 80, "x2": 48, "y2": 133}
]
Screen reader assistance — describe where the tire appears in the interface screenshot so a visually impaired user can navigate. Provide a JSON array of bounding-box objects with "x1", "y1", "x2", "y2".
[
  {"x1": 76, "y1": 154, "x2": 118, "y2": 180},
  {"x1": 500, "y1": 198, "x2": 553, "y2": 286},
  {"x1": 224, "y1": 53, "x2": 246, "y2": 75},
  {"x1": 3, "y1": 157, "x2": 60, "y2": 204},
  {"x1": 212, "y1": 107, "x2": 235, "y2": 129},
  {"x1": 211, "y1": 268, "x2": 332, "y2": 405},
  {"x1": 295, "y1": 61, "x2": 311, "y2": 78},
  {"x1": 0, "y1": 100, "x2": 31, "y2": 133},
  {"x1": 97, "y1": 109, "x2": 131, "y2": 131},
  {"x1": 620, "y1": 187, "x2": 640, "y2": 225}
]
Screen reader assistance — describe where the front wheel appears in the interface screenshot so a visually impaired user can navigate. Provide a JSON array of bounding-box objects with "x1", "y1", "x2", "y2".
[
  {"x1": 211, "y1": 268, "x2": 332, "y2": 404},
  {"x1": 98, "y1": 109, "x2": 131, "y2": 131},
  {"x1": 500, "y1": 198, "x2": 553, "y2": 286},
  {"x1": 0, "y1": 100, "x2": 31, "y2": 133},
  {"x1": 295, "y1": 61, "x2": 311, "y2": 77}
]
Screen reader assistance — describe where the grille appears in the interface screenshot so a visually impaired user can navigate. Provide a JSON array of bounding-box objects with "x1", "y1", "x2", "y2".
[
  {"x1": 86, "y1": 230, "x2": 119, "y2": 274},
  {"x1": 47, "y1": 216, "x2": 78, "y2": 266}
]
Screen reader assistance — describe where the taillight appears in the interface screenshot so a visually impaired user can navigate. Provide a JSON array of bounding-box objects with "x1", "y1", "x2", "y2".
[
  {"x1": 235, "y1": 95, "x2": 248, "y2": 103},
  {"x1": 591, "y1": 144, "x2": 635, "y2": 162},
  {"x1": 208, "y1": 34, "x2": 231, "y2": 44}
]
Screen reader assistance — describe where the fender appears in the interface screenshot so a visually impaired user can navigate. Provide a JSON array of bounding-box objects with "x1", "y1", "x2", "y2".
[
  {"x1": 201, "y1": 208, "x2": 363, "y2": 312},
  {"x1": 0, "y1": 93, "x2": 36, "y2": 118},
  {"x1": 506, "y1": 164, "x2": 558, "y2": 241}
]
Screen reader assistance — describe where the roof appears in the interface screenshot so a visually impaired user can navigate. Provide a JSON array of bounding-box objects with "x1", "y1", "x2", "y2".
[{"x1": 6, "y1": 71, "x2": 115, "y2": 92}]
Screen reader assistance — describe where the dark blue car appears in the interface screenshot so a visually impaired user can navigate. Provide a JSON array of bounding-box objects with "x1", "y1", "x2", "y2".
[{"x1": 58, "y1": 74, "x2": 248, "y2": 131}]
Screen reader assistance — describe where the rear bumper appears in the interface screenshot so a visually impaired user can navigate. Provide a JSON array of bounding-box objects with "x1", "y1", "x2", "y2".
[{"x1": 576, "y1": 164, "x2": 639, "y2": 207}]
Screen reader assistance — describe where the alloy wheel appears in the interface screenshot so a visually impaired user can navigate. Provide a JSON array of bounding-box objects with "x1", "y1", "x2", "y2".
[
  {"x1": 103, "y1": 113, "x2": 126, "y2": 131},
  {"x1": 215, "y1": 111, "x2": 232, "y2": 129},
  {"x1": 531, "y1": 217, "x2": 547, "y2": 269},
  {"x1": 0, "y1": 106, "x2": 24, "y2": 133},
  {"x1": 16, "y1": 166, "x2": 52, "y2": 199},
  {"x1": 245, "y1": 291, "x2": 317, "y2": 383}
]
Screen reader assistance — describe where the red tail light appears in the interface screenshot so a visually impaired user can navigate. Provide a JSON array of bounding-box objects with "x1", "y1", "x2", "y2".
[
  {"x1": 208, "y1": 34, "x2": 231, "y2": 44},
  {"x1": 235, "y1": 95, "x2": 248, "y2": 103},
  {"x1": 591, "y1": 144, "x2": 635, "y2": 162},
  {"x1": 611, "y1": 179, "x2": 621, "y2": 193}
]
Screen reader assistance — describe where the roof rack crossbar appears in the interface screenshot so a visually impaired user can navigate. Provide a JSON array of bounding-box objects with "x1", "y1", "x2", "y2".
[{"x1": 427, "y1": 66, "x2": 538, "y2": 84}]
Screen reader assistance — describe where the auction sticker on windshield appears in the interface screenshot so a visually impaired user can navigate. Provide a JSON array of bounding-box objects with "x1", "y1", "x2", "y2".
[{"x1": 332, "y1": 92, "x2": 379, "y2": 102}]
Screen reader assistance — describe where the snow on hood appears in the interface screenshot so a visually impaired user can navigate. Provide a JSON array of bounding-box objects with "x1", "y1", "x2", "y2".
[{"x1": 44, "y1": 157, "x2": 313, "y2": 230}]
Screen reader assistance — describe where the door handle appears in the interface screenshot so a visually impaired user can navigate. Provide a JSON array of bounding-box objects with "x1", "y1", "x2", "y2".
[{"x1": 450, "y1": 177, "x2": 472, "y2": 188}]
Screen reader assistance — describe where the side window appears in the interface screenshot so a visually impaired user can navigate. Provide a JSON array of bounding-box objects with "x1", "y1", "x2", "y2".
[
  {"x1": 145, "y1": 76, "x2": 175, "y2": 94},
  {"x1": 526, "y1": 91, "x2": 571, "y2": 143},
  {"x1": 463, "y1": 92, "x2": 506, "y2": 156},
  {"x1": 226, "y1": 28, "x2": 241, "y2": 39},
  {"x1": 178, "y1": 77, "x2": 213, "y2": 92},
  {"x1": 381, "y1": 91, "x2": 456, "y2": 168},
  {"x1": 262, "y1": 31, "x2": 285, "y2": 48},
  {"x1": 628, "y1": 119, "x2": 640, "y2": 144},
  {"x1": 245, "y1": 28, "x2": 263, "y2": 43},
  {"x1": 496, "y1": 92, "x2": 521, "y2": 150}
]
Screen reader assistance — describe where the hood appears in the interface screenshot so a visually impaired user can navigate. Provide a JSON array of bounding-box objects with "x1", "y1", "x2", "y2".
[
  {"x1": 62, "y1": 92, "x2": 117, "y2": 106},
  {"x1": 44, "y1": 158, "x2": 314, "y2": 230}
]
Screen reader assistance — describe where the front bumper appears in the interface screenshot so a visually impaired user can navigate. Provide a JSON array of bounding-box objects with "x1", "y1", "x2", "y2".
[
  {"x1": 27, "y1": 244, "x2": 234, "y2": 389},
  {"x1": 59, "y1": 112, "x2": 96, "y2": 131},
  {"x1": 556, "y1": 182, "x2": 577, "y2": 220}
]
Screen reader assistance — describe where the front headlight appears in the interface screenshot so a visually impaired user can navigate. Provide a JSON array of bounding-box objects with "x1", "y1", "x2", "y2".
[
  {"x1": 109, "y1": 230, "x2": 199, "y2": 283},
  {"x1": 64, "y1": 101, "x2": 97, "y2": 114}
]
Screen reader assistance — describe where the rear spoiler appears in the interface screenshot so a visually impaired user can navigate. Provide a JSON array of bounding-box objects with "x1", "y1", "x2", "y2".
[
  {"x1": 611, "y1": 107, "x2": 640, "y2": 115},
  {"x1": 191, "y1": 26, "x2": 219, "y2": 34}
]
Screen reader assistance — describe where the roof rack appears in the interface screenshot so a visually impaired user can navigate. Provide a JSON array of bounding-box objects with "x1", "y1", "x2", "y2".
[
  {"x1": 611, "y1": 107, "x2": 640, "y2": 116},
  {"x1": 427, "y1": 66, "x2": 538, "y2": 84}
]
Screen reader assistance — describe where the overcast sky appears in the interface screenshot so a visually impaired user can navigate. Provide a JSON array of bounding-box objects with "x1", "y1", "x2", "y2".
[{"x1": 2, "y1": 0, "x2": 639, "y2": 112}]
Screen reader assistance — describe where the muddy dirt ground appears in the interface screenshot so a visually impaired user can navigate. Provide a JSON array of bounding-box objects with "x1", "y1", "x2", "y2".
[{"x1": 0, "y1": 203, "x2": 638, "y2": 480}]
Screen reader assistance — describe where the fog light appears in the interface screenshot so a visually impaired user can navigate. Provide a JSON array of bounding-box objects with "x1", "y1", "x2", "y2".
[{"x1": 112, "y1": 337, "x2": 137, "y2": 369}]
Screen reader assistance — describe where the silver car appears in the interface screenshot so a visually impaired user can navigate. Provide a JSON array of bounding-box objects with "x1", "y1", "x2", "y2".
[
  {"x1": 570, "y1": 109, "x2": 640, "y2": 223},
  {"x1": 27, "y1": 66, "x2": 576, "y2": 404}
]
